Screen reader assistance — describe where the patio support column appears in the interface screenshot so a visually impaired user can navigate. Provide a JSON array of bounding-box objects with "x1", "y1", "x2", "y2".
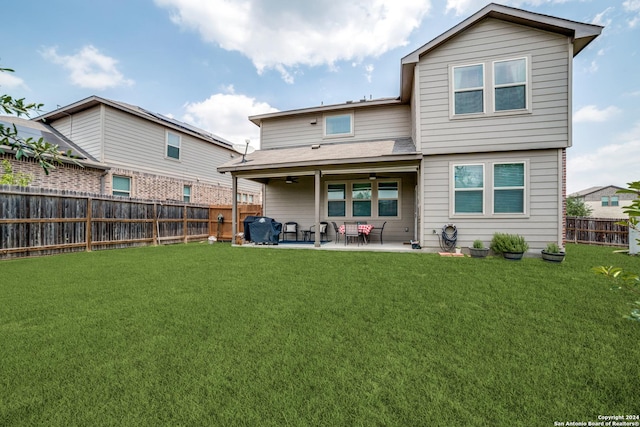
[
  {"x1": 314, "y1": 169, "x2": 321, "y2": 247},
  {"x1": 232, "y1": 174, "x2": 238, "y2": 244}
]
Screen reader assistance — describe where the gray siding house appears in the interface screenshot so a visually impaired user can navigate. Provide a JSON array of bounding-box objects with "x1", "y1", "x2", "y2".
[
  {"x1": 35, "y1": 96, "x2": 262, "y2": 205},
  {"x1": 569, "y1": 186, "x2": 635, "y2": 219},
  {"x1": 218, "y1": 3, "x2": 602, "y2": 252}
]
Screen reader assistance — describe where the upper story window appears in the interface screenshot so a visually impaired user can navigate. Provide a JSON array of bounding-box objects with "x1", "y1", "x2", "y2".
[
  {"x1": 112, "y1": 176, "x2": 131, "y2": 197},
  {"x1": 453, "y1": 64, "x2": 484, "y2": 115},
  {"x1": 324, "y1": 113, "x2": 353, "y2": 137},
  {"x1": 611, "y1": 196, "x2": 619, "y2": 206},
  {"x1": 494, "y1": 58, "x2": 527, "y2": 111},
  {"x1": 451, "y1": 56, "x2": 530, "y2": 118},
  {"x1": 166, "y1": 131, "x2": 181, "y2": 160},
  {"x1": 601, "y1": 196, "x2": 609, "y2": 207}
]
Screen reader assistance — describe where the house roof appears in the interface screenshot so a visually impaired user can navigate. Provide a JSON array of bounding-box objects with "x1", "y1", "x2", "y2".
[
  {"x1": 248, "y1": 97, "x2": 402, "y2": 126},
  {"x1": 34, "y1": 95, "x2": 234, "y2": 151},
  {"x1": 218, "y1": 138, "x2": 421, "y2": 176},
  {"x1": 399, "y1": 2, "x2": 603, "y2": 101},
  {"x1": 569, "y1": 185, "x2": 625, "y2": 198},
  {"x1": 0, "y1": 115, "x2": 107, "y2": 169}
]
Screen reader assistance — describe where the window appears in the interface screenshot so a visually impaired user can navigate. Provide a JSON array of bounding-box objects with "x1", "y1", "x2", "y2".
[
  {"x1": 611, "y1": 196, "x2": 619, "y2": 207},
  {"x1": 453, "y1": 64, "x2": 484, "y2": 115},
  {"x1": 352, "y1": 183, "x2": 372, "y2": 217},
  {"x1": 112, "y1": 176, "x2": 131, "y2": 197},
  {"x1": 493, "y1": 163, "x2": 525, "y2": 213},
  {"x1": 326, "y1": 180, "x2": 400, "y2": 218},
  {"x1": 601, "y1": 196, "x2": 609, "y2": 207},
  {"x1": 183, "y1": 185, "x2": 191, "y2": 203},
  {"x1": 166, "y1": 132, "x2": 181, "y2": 160},
  {"x1": 324, "y1": 113, "x2": 353, "y2": 137},
  {"x1": 494, "y1": 58, "x2": 527, "y2": 111},
  {"x1": 248, "y1": 195, "x2": 254, "y2": 203},
  {"x1": 454, "y1": 165, "x2": 484, "y2": 214},
  {"x1": 378, "y1": 182, "x2": 398, "y2": 217},
  {"x1": 328, "y1": 184, "x2": 346, "y2": 216}
]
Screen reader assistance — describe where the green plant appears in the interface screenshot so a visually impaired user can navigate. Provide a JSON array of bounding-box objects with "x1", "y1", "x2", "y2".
[
  {"x1": 490, "y1": 232, "x2": 529, "y2": 254},
  {"x1": 472, "y1": 239, "x2": 485, "y2": 249},
  {"x1": 544, "y1": 242, "x2": 561, "y2": 254},
  {"x1": 616, "y1": 181, "x2": 640, "y2": 244},
  {"x1": 566, "y1": 196, "x2": 593, "y2": 217},
  {"x1": 0, "y1": 159, "x2": 33, "y2": 186},
  {"x1": 592, "y1": 265, "x2": 640, "y2": 322}
]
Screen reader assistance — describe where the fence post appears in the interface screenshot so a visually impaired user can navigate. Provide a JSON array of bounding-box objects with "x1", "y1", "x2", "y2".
[
  {"x1": 153, "y1": 203, "x2": 158, "y2": 246},
  {"x1": 183, "y1": 205, "x2": 188, "y2": 244},
  {"x1": 86, "y1": 198, "x2": 92, "y2": 252}
]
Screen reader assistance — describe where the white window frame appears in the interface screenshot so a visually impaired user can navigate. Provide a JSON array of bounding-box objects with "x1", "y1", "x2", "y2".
[
  {"x1": 326, "y1": 179, "x2": 401, "y2": 219},
  {"x1": 451, "y1": 163, "x2": 485, "y2": 216},
  {"x1": 166, "y1": 131, "x2": 181, "y2": 160},
  {"x1": 491, "y1": 161, "x2": 527, "y2": 215},
  {"x1": 323, "y1": 112, "x2": 354, "y2": 138},
  {"x1": 450, "y1": 56, "x2": 532, "y2": 119},
  {"x1": 112, "y1": 175, "x2": 131, "y2": 197},
  {"x1": 377, "y1": 181, "x2": 399, "y2": 217},
  {"x1": 492, "y1": 57, "x2": 529, "y2": 113},
  {"x1": 183, "y1": 185, "x2": 191, "y2": 203},
  {"x1": 451, "y1": 63, "x2": 485, "y2": 116}
]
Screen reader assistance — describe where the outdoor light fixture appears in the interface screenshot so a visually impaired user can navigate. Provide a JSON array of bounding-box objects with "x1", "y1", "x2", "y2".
[
  {"x1": 369, "y1": 173, "x2": 377, "y2": 180},
  {"x1": 285, "y1": 176, "x2": 293, "y2": 184}
]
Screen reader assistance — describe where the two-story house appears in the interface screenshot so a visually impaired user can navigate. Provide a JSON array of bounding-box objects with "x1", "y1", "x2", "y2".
[
  {"x1": 34, "y1": 96, "x2": 261, "y2": 205},
  {"x1": 569, "y1": 185, "x2": 635, "y2": 219},
  {"x1": 218, "y1": 3, "x2": 602, "y2": 252}
]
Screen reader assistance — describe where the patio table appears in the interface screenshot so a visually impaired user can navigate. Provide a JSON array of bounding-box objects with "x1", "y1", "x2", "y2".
[{"x1": 338, "y1": 224, "x2": 374, "y2": 243}]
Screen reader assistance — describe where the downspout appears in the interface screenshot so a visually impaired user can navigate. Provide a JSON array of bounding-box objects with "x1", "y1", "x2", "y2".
[{"x1": 314, "y1": 170, "x2": 321, "y2": 247}]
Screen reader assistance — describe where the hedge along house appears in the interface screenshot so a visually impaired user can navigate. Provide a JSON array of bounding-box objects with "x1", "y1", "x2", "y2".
[
  {"x1": 35, "y1": 96, "x2": 262, "y2": 205},
  {"x1": 218, "y1": 3, "x2": 602, "y2": 251}
]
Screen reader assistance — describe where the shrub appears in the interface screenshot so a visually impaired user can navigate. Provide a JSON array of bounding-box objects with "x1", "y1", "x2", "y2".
[
  {"x1": 544, "y1": 242, "x2": 561, "y2": 254},
  {"x1": 472, "y1": 239, "x2": 485, "y2": 249},
  {"x1": 490, "y1": 233, "x2": 529, "y2": 254}
]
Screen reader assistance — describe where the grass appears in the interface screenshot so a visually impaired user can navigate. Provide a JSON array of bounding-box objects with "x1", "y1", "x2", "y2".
[{"x1": 1, "y1": 243, "x2": 639, "y2": 426}]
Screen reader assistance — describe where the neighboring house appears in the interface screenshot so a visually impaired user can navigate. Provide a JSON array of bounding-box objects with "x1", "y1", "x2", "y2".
[
  {"x1": 218, "y1": 3, "x2": 602, "y2": 252},
  {"x1": 1, "y1": 115, "x2": 108, "y2": 189},
  {"x1": 34, "y1": 96, "x2": 261, "y2": 205},
  {"x1": 569, "y1": 185, "x2": 634, "y2": 218}
]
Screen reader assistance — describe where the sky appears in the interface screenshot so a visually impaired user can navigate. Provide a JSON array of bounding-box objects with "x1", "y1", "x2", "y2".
[{"x1": 1, "y1": 0, "x2": 638, "y2": 194}]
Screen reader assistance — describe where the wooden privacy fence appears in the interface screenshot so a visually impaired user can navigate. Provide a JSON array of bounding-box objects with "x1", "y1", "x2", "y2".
[
  {"x1": 566, "y1": 216, "x2": 629, "y2": 247},
  {"x1": 0, "y1": 186, "x2": 261, "y2": 259}
]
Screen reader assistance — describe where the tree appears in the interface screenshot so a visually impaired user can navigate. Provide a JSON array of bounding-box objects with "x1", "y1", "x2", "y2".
[
  {"x1": 0, "y1": 159, "x2": 33, "y2": 186},
  {"x1": 566, "y1": 196, "x2": 592, "y2": 217},
  {"x1": 1, "y1": 66, "x2": 74, "y2": 174}
]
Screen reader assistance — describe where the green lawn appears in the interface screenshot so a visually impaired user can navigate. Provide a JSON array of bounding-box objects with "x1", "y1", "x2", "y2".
[{"x1": 1, "y1": 243, "x2": 639, "y2": 426}]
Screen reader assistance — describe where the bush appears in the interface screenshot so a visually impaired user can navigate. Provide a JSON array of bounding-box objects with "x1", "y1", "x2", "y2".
[
  {"x1": 472, "y1": 239, "x2": 485, "y2": 249},
  {"x1": 490, "y1": 233, "x2": 529, "y2": 254}
]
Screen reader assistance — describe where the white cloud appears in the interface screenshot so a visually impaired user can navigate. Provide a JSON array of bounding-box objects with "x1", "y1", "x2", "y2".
[
  {"x1": 364, "y1": 64, "x2": 375, "y2": 83},
  {"x1": 0, "y1": 71, "x2": 27, "y2": 89},
  {"x1": 591, "y1": 7, "x2": 613, "y2": 27},
  {"x1": 567, "y1": 123, "x2": 640, "y2": 193},
  {"x1": 41, "y1": 45, "x2": 134, "y2": 90},
  {"x1": 182, "y1": 91, "x2": 278, "y2": 149},
  {"x1": 573, "y1": 105, "x2": 621, "y2": 123},
  {"x1": 623, "y1": 0, "x2": 640, "y2": 27},
  {"x1": 154, "y1": 0, "x2": 431, "y2": 82}
]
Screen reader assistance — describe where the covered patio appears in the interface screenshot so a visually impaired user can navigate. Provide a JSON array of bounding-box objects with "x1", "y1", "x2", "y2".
[{"x1": 218, "y1": 138, "x2": 422, "y2": 249}]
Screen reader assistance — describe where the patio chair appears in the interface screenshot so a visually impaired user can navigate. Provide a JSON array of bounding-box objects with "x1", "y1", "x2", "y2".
[
  {"x1": 344, "y1": 222, "x2": 363, "y2": 246},
  {"x1": 367, "y1": 221, "x2": 387, "y2": 245},
  {"x1": 308, "y1": 222, "x2": 328, "y2": 242},
  {"x1": 331, "y1": 221, "x2": 341, "y2": 244},
  {"x1": 282, "y1": 221, "x2": 299, "y2": 241}
]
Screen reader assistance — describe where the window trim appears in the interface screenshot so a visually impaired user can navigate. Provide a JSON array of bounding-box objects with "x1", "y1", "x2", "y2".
[
  {"x1": 166, "y1": 131, "x2": 181, "y2": 160},
  {"x1": 449, "y1": 160, "x2": 530, "y2": 219},
  {"x1": 491, "y1": 161, "x2": 527, "y2": 215},
  {"x1": 112, "y1": 175, "x2": 132, "y2": 197},
  {"x1": 323, "y1": 112, "x2": 354, "y2": 138},
  {"x1": 325, "y1": 179, "x2": 401, "y2": 219},
  {"x1": 492, "y1": 57, "x2": 529, "y2": 113},
  {"x1": 451, "y1": 163, "x2": 485, "y2": 216},
  {"x1": 450, "y1": 55, "x2": 532, "y2": 119},
  {"x1": 451, "y1": 63, "x2": 485, "y2": 116}
]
